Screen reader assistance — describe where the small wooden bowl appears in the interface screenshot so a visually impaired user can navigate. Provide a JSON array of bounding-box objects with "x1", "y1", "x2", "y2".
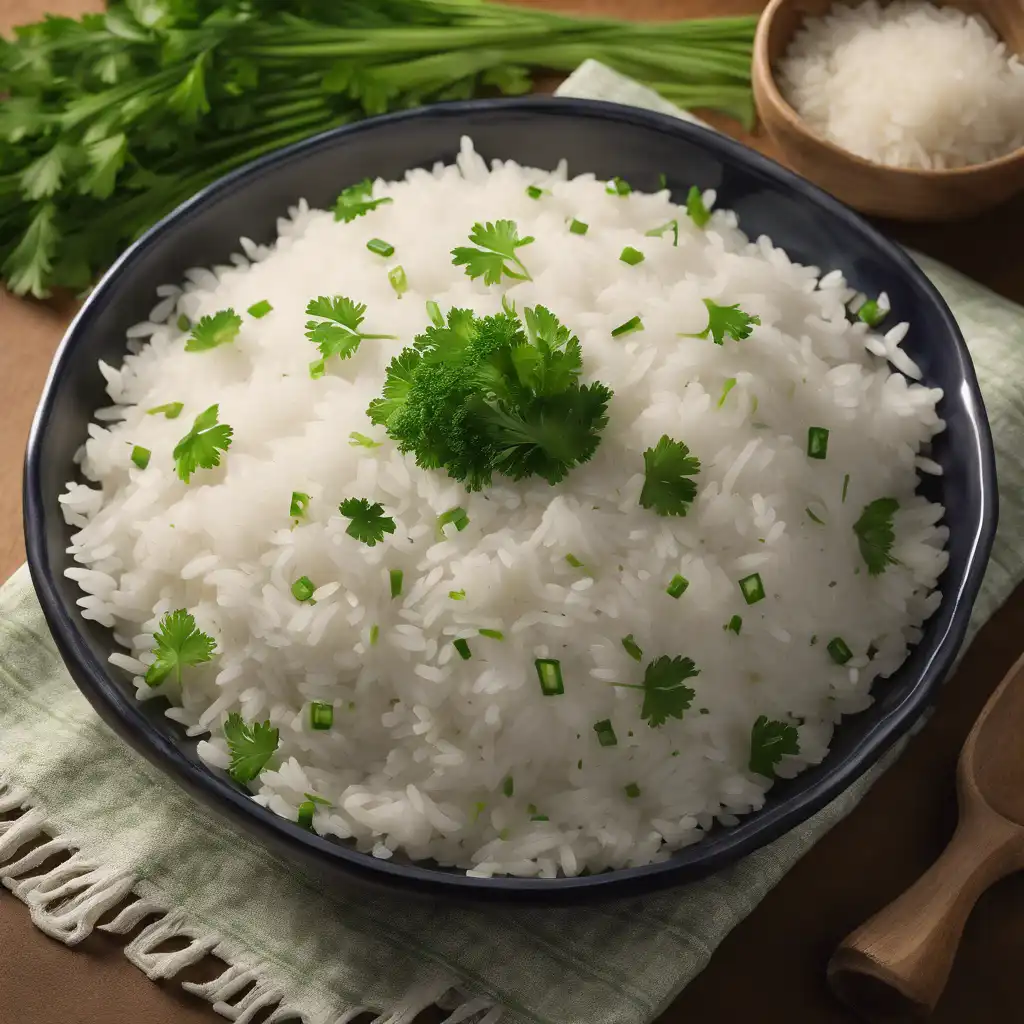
[{"x1": 752, "y1": 0, "x2": 1024, "y2": 221}]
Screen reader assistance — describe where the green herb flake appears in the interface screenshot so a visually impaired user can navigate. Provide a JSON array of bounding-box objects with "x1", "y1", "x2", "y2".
[
  {"x1": 176, "y1": 314, "x2": 191, "y2": 333},
  {"x1": 858, "y1": 298, "x2": 886, "y2": 327},
  {"x1": 689, "y1": 299, "x2": 761, "y2": 346},
  {"x1": 451, "y1": 219, "x2": 533, "y2": 284},
  {"x1": 535, "y1": 658, "x2": 564, "y2": 696},
  {"x1": 247, "y1": 299, "x2": 272, "y2": 319},
  {"x1": 842, "y1": 474, "x2": 851, "y2": 503},
  {"x1": 624, "y1": 782, "x2": 641, "y2": 799},
  {"x1": 749, "y1": 716, "x2": 800, "y2": 778},
  {"x1": 349, "y1": 431, "x2": 382, "y2": 448},
  {"x1": 645, "y1": 219, "x2": 679, "y2": 246},
  {"x1": 479, "y1": 628, "x2": 504, "y2": 640},
  {"x1": 827, "y1": 637, "x2": 854, "y2": 665},
  {"x1": 612, "y1": 315, "x2": 644, "y2": 337},
  {"x1": 739, "y1": 573, "x2": 765, "y2": 605},
  {"x1": 565, "y1": 553, "x2": 584, "y2": 568},
  {"x1": 449, "y1": 589, "x2": 466, "y2": 601},
  {"x1": 606, "y1": 176, "x2": 632, "y2": 196},
  {"x1": 388, "y1": 265, "x2": 408, "y2": 298},
  {"x1": 367, "y1": 237, "x2": 394, "y2": 258},
  {"x1": 725, "y1": 614, "x2": 742, "y2": 635},
  {"x1": 718, "y1": 377, "x2": 737, "y2": 408},
  {"x1": 641, "y1": 435, "x2": 700, "y2": 517},
  {"x1": 291, "y1": 576, "x2": 315, "y2": 602},
  {"x1": 147, "y1": 401, "x2": 183, "y2": 419},
  {"x1": 807, "y1": 426, "x2": 830, "y2": 460},
  {"x1": 526, "y1": 185, "x2": 547, "y2": 199},
  {"x1": 224, "y1": 712, "x2": 279, "y2": 784},
  {"x1": 185, "y1": 308, "x2": 242, "y2": 352},
  {"x1": 531, "y1": 814, "x2": 549, "y2": 822},
  {"x1": 304, "y1": 793, "x2": 332, "y2": 807},
  {"x1": 453, "y1": 638, "x2": 472, "y2": 660},
  {"x1": 854, "y1": 497, "x2": 899, "y2": 575},
  {"x1": 621, "y1": 634, "x2": 643, "y2": 662},
  {"x1": 569, "y1": 218, "x2": 589, "y2": 235},
  {"x1": 593, "y1": 718, "x2": 618, "y2": 747},
  {"x1": 145, "y1": 609, "x2": 216, "y2": 687},
  {"x1": 806, "y1": 507, "x2": 826, "y2": 525},
  {"x1": 471, "y1": 801, "x2": 486, "y2": 822},
  {"x1": 339, "y1": 497, "x2": 396, "y2": 547},
  {"x1": 290, "y1": 491, "x2": 310, "y2": 519},
  {"x1": 426, "y1": 299, "x2": 443, "y2": 327},
  {"x1": 172, "y1": 404, "x2": 232, "y2": 483},
  {"x1": 389, "y1": 568, "x2": 404, "y2": 599},
  {"x1": 333, "y1": 179, "x2": 392, "y2": 223},
  {"x1": 130, "y1": 445, "x2": 150, "y2": 470},
  {"x1": 619, "y1": 246, "x2": 645, "y2": 266},
  {"x1": 502, "y1": 775, "x2": 514, "y2": 797},
  {"x1": 297, "y1": 800, "x2": 316, "y2": 830},
  {"x1": 309, "y1": 359, "x2": 326, "y2": 380},
  {"x1": 666, "y1": 574, "x2": 689, "y2": 599},
  {"x1": 686, "y1": 185, "x2": 711, "y2": 227},
  {"x1": 369, "y1": 624, "x2": 379, "y2": 646},
  {"x1": 309, "y1": 701, "x2": 333, "y2": 730},
  {"x1": 810, "y1": 635, "x2": 818, "y2": 646},
  {"x1": 438, "y1": 506, "x2": 469, "y2": 533}
]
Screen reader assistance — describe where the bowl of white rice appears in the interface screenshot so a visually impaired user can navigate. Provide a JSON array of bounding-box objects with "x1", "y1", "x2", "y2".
[{"x1": 24, "y1": 98, "x2": 997, "y2": 899}]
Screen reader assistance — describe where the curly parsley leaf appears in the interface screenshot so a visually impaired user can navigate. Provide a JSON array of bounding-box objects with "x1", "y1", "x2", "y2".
[
  {"x1": 451, "y1": 219, "x2": 533, "y2": 284},
  {"x1": 224, "y1": 712, "x2": 279, "y2": 784},
  {"x1": 185, "y1": 309, "x2": 242, "y2": 352},
  {"x1": 172, "y1": 403, "x2": 233, "y2": 483},
  {"x1": 749, "y1": 716, "x2": 800, "y2": 778},
  {"x1": 145, "y1": 609, "x2": 216, "y2": 687},
  {"x1": 615, "y1": 654, "x2": 699, "y2": 728},
  {"x1": 690, "y1": 299, "x2": 761, "y2": 346},
  {"x1": 640, "y1": 435, "x2": 701, "y2": 516},
  {"x1": 305, "y1": 295, "x2": 395, "y2": 362},
  {"x1": 339, "y1": 497, "x2": 396, "y2": 547},
  {"x1": 853, "y1": 497, "x2": 900, "y2": 575},
  {"x1": 333, "y1": 179, "x2": 393, "y2": 223}
]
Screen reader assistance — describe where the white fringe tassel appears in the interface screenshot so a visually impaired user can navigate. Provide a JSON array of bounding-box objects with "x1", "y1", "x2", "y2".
[{"x1": 0, "y1": 781, "x2": 502, "y2": 1024}]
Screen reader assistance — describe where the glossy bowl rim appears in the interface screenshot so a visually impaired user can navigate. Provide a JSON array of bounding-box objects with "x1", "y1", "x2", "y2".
[{"x1": 23, "y1": 96, "x2": 998, "y2": 899}]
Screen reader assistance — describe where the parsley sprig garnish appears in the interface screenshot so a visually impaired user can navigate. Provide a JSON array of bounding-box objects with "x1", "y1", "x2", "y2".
[
  {"x1": 305, "y1": 295, "x2": 395, "y2": 363},
  {"x1": 145, "y1": 609, "x2": 216, "y2": 687},
  {"x1": 688, "y1": 299, "x2": 761, "y2": 346},
  {"x1": 639, "y1": 435, "x2": 700, "y2": 516},
  {"x1": 172, "y1": 404, "x2": 233, "y2": 482},
  {"x1": 451, "y1": 220, "x2": 533, "y2": 284},
  {"x1": 749, "y1": 716, "x2": 800, "y2": 778},
  {"x1": 368, "y1": 303, "x2": 612, "y2": 490},
  {"x1": 333, "y1": 179, "x2": 392, "y2": 222},
  {"x1": 224, "y1": 712, "x2": 279, "y2": 784},
  {"x1": 853, "y1": 497, "x2": 900, "y2": 575},
  {"x1": 614, "y1": 655, "x2": 700, "y2": 727},
  {"x1": 339, "y1": 497, "x2": 396, "y2": 546},
  {"x1": 185, "y1": 309, "x2": 242, "y2": 352}
]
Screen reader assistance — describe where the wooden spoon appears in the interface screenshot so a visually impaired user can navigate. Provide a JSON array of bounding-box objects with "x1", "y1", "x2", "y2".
[{"x1": 828, "y1": 652, "x2": 1024, "y2": 1020}]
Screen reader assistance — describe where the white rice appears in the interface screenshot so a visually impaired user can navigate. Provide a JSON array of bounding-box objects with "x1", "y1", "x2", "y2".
[
  {"x1": 61, "y1": 138, "x2": 948, "y2": 877},
  {"x1": 778, "y1": 1, "x2": 1024, "y2": 170}
]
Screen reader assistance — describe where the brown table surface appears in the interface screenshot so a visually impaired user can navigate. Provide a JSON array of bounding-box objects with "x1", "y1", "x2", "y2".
[{"x1": 2, "y1": 1, "x2": 1023, "y2": 1022}]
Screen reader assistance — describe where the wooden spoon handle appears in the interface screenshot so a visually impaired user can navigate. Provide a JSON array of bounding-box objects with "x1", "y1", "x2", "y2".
[{"x1": 828, "y1": 802, "x2": 1024, "y2": 1021}]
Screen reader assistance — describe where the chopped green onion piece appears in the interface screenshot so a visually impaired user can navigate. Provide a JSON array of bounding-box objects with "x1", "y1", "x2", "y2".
[
  {"x1": 565, "y1": 553, "x2": 584, "y2": 568},
  {"x1": 827, "y1": 637, "x2": 853, "y2": 665},
  {"x1": 498, "y1": 828, "x2": 510, "y2": 840},
  {"x1": 667, "y1": 574, "x2": 689, "y2": 599},
  {"x1": 606, "y1": 176, "x2": 631, "y2": 196},
  {"x1": 644, "y1": 219, "x2": 679, "y2": 246},
  {"x1": 807, "y1": 426, "x2": 830, "y2": 460},
  {"x1": 388, "y1": 265, "x2": 408, "y2": 297},
  {"x1": 726, "y1": 614, "x2": 742, "y2": 635},
  {"x1": 621, "y1": 634, "x2": 643, "y2": 662},
  {"x1": 471, "y1": 801, "x2": 486, "y2": 822},
  {"x1": 438, "y1": 506, "x2": 469, "y2": 533},
  {"x1": 569, "y1": 218, "x2": 589, "y2": 235},
  {"x1": 147, "y1": 402, "x2": 183, "y2": 419},
  {"x1": 502, "y1": 776, "x2": 514, "y2": 797},
  {"x1": 479, "y1": 628, "x2": 504, "y2": 640},
  {"x1": 527, "y1": 803, "x2": 537, "y2": 815},
  {"x1": 531, "y1": 814, "x2": 549, "y2": 822},
  {"x1": 624, "y1": 782, "x2": 641, "y2": 799},
  {"x1": 526, "y1": 185, "x2": 546, "y2": 199},
  {"x1": 297, "y1": 800, "x2": 316, "y2": 830},
  {"x1": 658, "y1": 172, "x2": 668, "y2": 189},
  {"x1": 176, "y1": 313, "x2": 191, "y2": 332},
  {"x1": 304, "y1": 792, "x2": 332, "y2": 806},
  {"x1": 858, "y1": 298, "x2": 885, "y2": 327},
  {"x1": 739, "y1": 573, "x2": 765, "y2": 605},
  {"x1": 389, "y1": 568, "x2": 403, "y2": 599},
  {"x1": 593, "y1": 719, "x2": 618, "y2": 747},
  {"x1": 291, "y1": 576, "x2": 315, "y2": 602},
  {"x1": 309, "y1": 359, "x2": 326, "y2": 380},
  {"x1": 426, "y1": 299, "x2": 443, "y2": 327},
  {"x1": 247, "y1": 299, "x2": 272, "y2": 319},
  {"x1": 290, "y1": 491, "x2": 310, "y2": 519},
  {"x1": 806, "y1": 507, "x2": 826, "y2": 525},
  {"x1": 718, "y1": 377, "x2": 737, "y2": 408},
  {"x1": 449, "y1": 589, "x2": 466, "y2": 601},
  {"x1": 366, "y1": 238, "x2": 394, "y2": 258},
  {"x1": 686, "y1": 185, "x2": 711, "y2": 228},
  {"x1": 309, "y1": 701, "x2": 333, "y2": 730},
  {"x1": 369, "y1": 624, "x2": 379, "y2": 646},
  {"x1": 612, "y1": 315, "x2": 644, "y2": 337},
  {"x1": 842, "y1": 474, "x2": 851, "y2": 503},
  {"x1": 130, "y1": 445, "x2": 150, "y2": 470},
  {"x1": 454, "y1": 638, "x2": 472, "y2": 660},
  {"x1": 349, "y1": 431, "x2": 382, "y2": 448},
  {"x1": 619, "y1": 246, "x2": 645, "y2": 266},
  {"x1": 535, "y1": 658, "x2": 564, "y2": 696}
]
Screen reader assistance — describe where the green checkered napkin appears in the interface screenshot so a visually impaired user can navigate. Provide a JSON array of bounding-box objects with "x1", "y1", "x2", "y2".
[{"x1": 1, "y1": 62, "x2": 1022, "y2": 1024}]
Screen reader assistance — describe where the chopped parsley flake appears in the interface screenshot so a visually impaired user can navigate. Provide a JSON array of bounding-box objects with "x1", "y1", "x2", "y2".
[
  {"x1": 449, "y1": 589, "x2": 466, "y2": 601},
  {"x1": 349, "y1": 431, "x2": 382, "y2": 448},
  {"x1": 565, "y1": 553, "x2": 584, "y2": 568},
  {"x1": 526, "y1": 185, "x2": 547, "y2": 199},
  {"x1": 749, "y1": 716, "x2": 800, "y2": 778},
  {"x1": 593, "y1": 719, "x2": 618, "y2": 747},
  {"x1": 690, "y1": 299, "x2": 761, "y2": 346},
  {"x1": 625, "y1": 782, "x2": 641, "y2": 799},
  {"x1": 842, "y1": 474, "x2": 851, "y2": 503},
  {"x1": 569, "y1": 218, "x2": 589, "y2": 235},
  {"x1": 451, "y1": 220, "x2": 533, "y2": 284},
  {"x1": 686, "y1": 185, "x2": 711, "y2": 227},
  {"x1": 339, "y1": 497, "x2": 396, "y2": 547},
  {"x1": 224, "y1": 712, "x2": 279, "y2": 784},
  {"x1": 502, "y1": 776, "x2": 514, "y2": 797},
  {"x1": 172, "y1": 404, "x2": 232, "y2": 483},
  {"x1": 333, "y1": 179, "x2": 392, "y2": 222},
  {"x1": 725, "y1": 615, "x2": 742, "y2": 635},
  {"x1": 853, "y1": 497, "x2": 900, "y2": 575},
  {"x1": 145, "y1": 609, "x2": 216, "y2": 687},
  {"x1": 247, "y1": 299, "x2": 272, "y2": 319},
  {"x1": 185, "y1": 308, "x2": 242, "y2": 352},
  {"x1": 147, "y1": 401, "x2": 183, "y2": 419},
  {"x1": 640, "y1": 435, "x2": 701, "y2": 517}
]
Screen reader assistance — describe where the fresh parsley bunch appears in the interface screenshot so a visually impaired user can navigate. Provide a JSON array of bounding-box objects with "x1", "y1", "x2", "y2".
[{"x1": 368, "y1": 303, "x2": 613, "y2": 490}]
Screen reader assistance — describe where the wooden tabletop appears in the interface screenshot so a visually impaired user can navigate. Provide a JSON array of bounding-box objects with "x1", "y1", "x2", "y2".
[{"x1": 2, "y1": 1, "x2": 1024, "y2": 1023}]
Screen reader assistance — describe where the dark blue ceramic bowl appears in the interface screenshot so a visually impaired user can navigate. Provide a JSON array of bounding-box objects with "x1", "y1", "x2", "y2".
[{"x1": 24, "y1": 98, "x2": 997, "y2": 902}]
